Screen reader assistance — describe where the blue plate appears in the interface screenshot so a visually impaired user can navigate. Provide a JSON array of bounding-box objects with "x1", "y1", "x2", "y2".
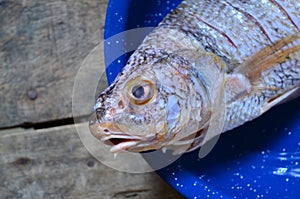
[{"x1": 104, "y1": 1, "x2": 300, "y2": 198}]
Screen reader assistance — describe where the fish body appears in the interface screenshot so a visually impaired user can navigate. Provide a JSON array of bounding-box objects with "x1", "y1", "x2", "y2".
[{"x1": 90, "y1": 0, "x2": 300, "y2": 154}]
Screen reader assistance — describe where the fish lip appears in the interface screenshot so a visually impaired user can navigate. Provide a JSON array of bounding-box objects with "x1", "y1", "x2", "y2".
[
  {"x1": 100, "y1": 134, "x2": 142, "y2": 153},
  {"x1": 101, "y1": 134, "x2": 143, "y2": 142},
  {"x1": 97, "y1": 121, "x2": 156, "y2": 141},
  {"x1": 99, "y1": 133, "x2": 142, "y2": 151},
  {"x1": 101, "y1": 133, "x2": 158, "y2": 153},
  {"x1": 89, "y1": 117, "x2": 158, "y2": 152},
  {"x1": 109, "y1": 139, "x2": 140, "y2": 153},
  {"x1": 101, "y1": 134, "x2": 136, "y2": 140}
]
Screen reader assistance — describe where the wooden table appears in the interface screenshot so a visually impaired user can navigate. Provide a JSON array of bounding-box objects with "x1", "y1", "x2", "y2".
[{"x1": 0, "y1": 1, "x2": 184, "y2": 198}]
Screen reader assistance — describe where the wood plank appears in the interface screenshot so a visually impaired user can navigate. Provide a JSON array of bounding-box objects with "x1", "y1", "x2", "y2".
[
  {"x1": 0, "y1": 0, "x2": 108, "y2": 128},
  {"x1": 0, "y1": 124, "x2": 184, "y2": 199}
]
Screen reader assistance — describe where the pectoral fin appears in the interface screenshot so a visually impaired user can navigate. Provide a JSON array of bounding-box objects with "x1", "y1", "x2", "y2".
[
  {"x1": 227, "y1": 35, "x2": 300, "y2": 101},
  {"x1": 236, "y1": 35, "x2": 300, "y2": 84}
]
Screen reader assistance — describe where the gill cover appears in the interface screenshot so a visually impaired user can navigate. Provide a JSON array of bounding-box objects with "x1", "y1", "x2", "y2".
[{"x1": 173, "y1": 48, "x2": 227, "y2": 157}]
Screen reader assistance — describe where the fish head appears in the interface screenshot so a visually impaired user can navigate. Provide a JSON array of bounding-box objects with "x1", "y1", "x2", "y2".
[
  {"x1": 89, "y1": 51, "x2": 226, "y2": 154},
  {"x1": 89, "y1": 56, "x2": 211, "y2": 153}
]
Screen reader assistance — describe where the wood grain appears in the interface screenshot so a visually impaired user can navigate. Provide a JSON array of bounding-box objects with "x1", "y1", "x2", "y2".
[
  {"x1": 0, "y1": 1, "x2": 185, "y2": 198},
  {"x1": 0, "y1": 0, "x2": 108, "y2": 128},
  {"x1": 0, "y1": 123, "x2": 184, "y2": 199}
]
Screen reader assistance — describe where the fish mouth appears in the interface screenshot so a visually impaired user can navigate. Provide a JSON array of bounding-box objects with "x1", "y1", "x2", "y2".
[
  {"x1": 89, "y1": 115, "x2": 154, "y2": 152},
  {"x1": 89, "y1": 113, "x2": 162, "y2": 152},
  {"x1": 100, "y1": 134, "x2": 144, "y2": 153},
  {"x1": 101, "y1": 133, "x2": 166, "y2": 153}
]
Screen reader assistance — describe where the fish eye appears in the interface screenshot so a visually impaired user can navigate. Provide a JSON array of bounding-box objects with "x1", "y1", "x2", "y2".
[
  {"x1": 128, "y1": 80, "x2": 155, "y2": 105},
  {"x1": 132, "y1": 85, "x2": 145, "y2": 99}
]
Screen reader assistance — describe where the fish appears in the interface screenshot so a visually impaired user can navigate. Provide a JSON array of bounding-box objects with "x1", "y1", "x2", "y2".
[{"x1": 89, "y1": 0, "x2": 300, "y2": 155}]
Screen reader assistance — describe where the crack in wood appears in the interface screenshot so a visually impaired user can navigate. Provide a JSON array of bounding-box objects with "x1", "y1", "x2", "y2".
[
  {"x1": 113, "y1": 188, "x2": 150, "y2": 198},
  {"x1": 13, "y1": 157, "x2": 32, "y2": 166}
]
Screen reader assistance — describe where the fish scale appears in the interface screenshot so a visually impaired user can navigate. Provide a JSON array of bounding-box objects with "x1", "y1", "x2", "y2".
[{"x1": 164, "y1": 0, "x2": 299, "y2": 63}]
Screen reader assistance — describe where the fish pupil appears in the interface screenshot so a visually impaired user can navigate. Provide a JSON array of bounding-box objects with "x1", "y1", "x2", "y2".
[{"x1": 132, "y1": 86, "x2": 145, "y2": 99}]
